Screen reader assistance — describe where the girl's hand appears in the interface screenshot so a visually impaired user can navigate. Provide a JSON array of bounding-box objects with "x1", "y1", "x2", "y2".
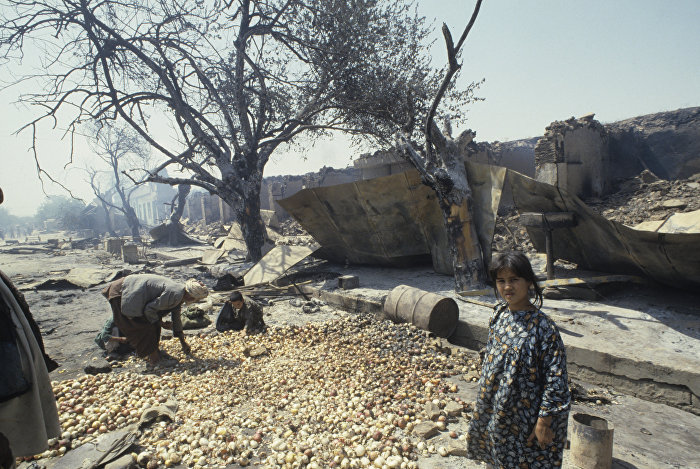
[{"x1": 528, "y1": 416, "x2": 554, "y2": 449}]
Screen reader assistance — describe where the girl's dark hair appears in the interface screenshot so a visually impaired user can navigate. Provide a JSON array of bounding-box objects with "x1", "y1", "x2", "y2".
[
  {"x1": 229, "y1": 291, "x2": 243, "y2": 302},
  {"x1": 489, "y1": 251, "x2": 543, "y2": 309}
]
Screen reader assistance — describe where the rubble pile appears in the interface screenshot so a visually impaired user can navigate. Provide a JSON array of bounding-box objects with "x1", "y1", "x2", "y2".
[
  {"x1": 585, "y1": 171, "x2": 700, "y2": 227},
  {"x1": 278, "y1": 219, "x2": 307, "y2": 237},
  {"x1": 492, "y1": 211, "x2": 535, "y2": 253},
  {"x1": 46, "y1": 315, "x2": 476, "y2": 468},
  {"x1": 182, "y1": 221, "x2": 226, "y2": 242},
  {"x1": 492, "y1": 170, "x2": 700, "y2": 255},
  {"x1": 276, "y1": 219, "x2": 316, "y2": 247}
]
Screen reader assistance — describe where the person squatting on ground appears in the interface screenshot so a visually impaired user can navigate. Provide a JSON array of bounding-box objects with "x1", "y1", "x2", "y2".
[
  {"x1": 0, "y1": 187, "x2": 60, "y2": 467},
  {"x1": 466, "y1": 251, "x2": 571, "y2": 468},
  {"x1": 216, "y1": 291, "x2": 266, "y2": 335},
  {"x1": 102, "y1": 274, "x2": 208, "y2": 365}
]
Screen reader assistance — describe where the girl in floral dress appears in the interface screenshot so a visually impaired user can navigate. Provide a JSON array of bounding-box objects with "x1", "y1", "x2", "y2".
[{"x1": 467, "y1": 251, "x2": 571, "y2": 468}]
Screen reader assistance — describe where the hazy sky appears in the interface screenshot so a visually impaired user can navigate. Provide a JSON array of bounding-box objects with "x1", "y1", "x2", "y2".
[{"x1": 1, "y1": 0, "x2": 698, "y2": 216}]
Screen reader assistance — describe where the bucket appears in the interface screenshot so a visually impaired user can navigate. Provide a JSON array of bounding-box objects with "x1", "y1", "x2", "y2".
[
  {"x1": 383, "y1": 285, "x2": 459, "y2": 338},
  {"x1": 570, "y1": 413, "x2": 614, "y2": 469}
]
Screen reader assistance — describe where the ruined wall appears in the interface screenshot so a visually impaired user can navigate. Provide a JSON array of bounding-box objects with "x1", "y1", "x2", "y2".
[
  {"x1": 181, "y1": 107, "x2": 700, "y2": 225},
  {"x1": 260, "y1": 166, "x2": 359, "y2": 221},
  {"x1": 185, "y1": 166, "x2": 359, "y2": 224},
  {"x1": 353, "y1": 149, "x2": 414, "y2": 180},
  {"x1": 605, "y1": 107, "x2": 700, "y2": 180},
  {"x1": 535, "y1": 114, "x2": 611, "y2": 199},
  {"x1": 184, "y1": 191, "x2": 221, "y2": 224},
  {"x1": 534, "y1": 107, "x2": 700, "y2": 198}
]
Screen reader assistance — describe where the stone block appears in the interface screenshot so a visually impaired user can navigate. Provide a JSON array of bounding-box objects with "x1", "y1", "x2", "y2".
[
  {"x1": 662, "y1": 198, "x2": 688, "y2": 209},
  {"x1": 447, "y1": 439, "x2": 468, "y2": 457},
  {"x1": 413, "y1": 421, "x2": 439, "y2": 439},
  {"x1": 104, "y1": 454, "x2": 135, "y2": 469},
  {"x1": 244, "y1": 345, "x2": 269, "y2": 358},
  {"x1": 444, "y1": 401, "x2": 463, "y2": 417},
  {"x1": 121, "y1": 244, "x2": 139, "y2": 264},
  {"x1": 105, "y1": 237, "x2": 124, "y2": 255},
  {"x1": 425, "y1": 401, "x2": 441, "y2": 420},
  {"x1": 338, "y1": 275, "x2": 359, "y2": 290}
]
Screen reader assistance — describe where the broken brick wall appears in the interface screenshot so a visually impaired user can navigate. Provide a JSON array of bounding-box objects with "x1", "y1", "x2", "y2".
[
  {"x1": 535, "y1": 107, "x2": 700, "y2": 200},
  {"x1": 353, "y1": 149, "x2": 414, "y2": 180},
  {"x1": 535, "y1": 114, "x2": 612, "y2": 199}
]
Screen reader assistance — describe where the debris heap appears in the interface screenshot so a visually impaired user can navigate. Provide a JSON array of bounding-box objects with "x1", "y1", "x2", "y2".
[{"x1": 585, "y1": 171, "x2": 700, "y2": 226}]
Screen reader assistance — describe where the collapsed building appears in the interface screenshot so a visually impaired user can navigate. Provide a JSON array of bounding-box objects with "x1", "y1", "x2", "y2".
[
  {"x1": 179, "y1": 106, "x2": 700, "y2": 232},
  {"x1": 274, "y1": 107, "x2": 700, "y2": 290}
]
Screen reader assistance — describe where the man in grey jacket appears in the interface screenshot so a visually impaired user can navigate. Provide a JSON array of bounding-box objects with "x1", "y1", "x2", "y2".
[{"x1": 102, "y1": 274, "x2": 208, "y2": 364}]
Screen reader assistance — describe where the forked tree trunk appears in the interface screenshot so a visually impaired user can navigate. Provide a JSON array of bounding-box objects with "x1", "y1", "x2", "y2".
[{"x1": 169, "y1": 184, "x2": 191, "y2": 224}]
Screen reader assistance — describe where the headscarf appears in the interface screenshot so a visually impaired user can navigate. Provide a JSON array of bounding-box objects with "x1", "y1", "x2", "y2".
[{"x1": 184, "y1": 279, "x2": 208, "y2": 301}]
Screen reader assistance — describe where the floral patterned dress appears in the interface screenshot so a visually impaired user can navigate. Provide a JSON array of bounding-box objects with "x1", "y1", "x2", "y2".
[{"x1": 467, "y1": 303, "x2": 571, "y2": 468}]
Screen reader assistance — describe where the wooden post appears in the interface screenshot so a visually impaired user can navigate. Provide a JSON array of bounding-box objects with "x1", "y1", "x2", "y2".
[{"x1": 519, "y1": 212, "x2": 576, "y2": 280}]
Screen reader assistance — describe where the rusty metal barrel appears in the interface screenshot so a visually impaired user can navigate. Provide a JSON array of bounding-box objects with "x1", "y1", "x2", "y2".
[
  {"x1": 383, "y1": 285, "x2": 459, "y2": 338},
  {"x1": 570, "y1": 413, "x2": 614, "y2": 469}
]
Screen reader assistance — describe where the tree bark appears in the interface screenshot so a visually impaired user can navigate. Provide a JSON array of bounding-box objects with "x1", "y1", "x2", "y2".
[
  {"x1": 124, "y1": 206, "x2": 141, "y2": 241},
  {"x1": 436, "y1": 143, "x2": 486, "y2": 291},
  {"x1": 440, "y1": 196, "x2": 487, "y2": 291},
  {"x1": 218, "y1": 179, "x2": 266, "y2": 262},
  {"x1": 169, "y1": 184, "x2": 191, "y2": 224},
  {"x1": 165, "y1": 184, "x2": 191, "y2": 246},
  {"x1": 99, "y1": 200, "x2": 117, "y2": 237}
]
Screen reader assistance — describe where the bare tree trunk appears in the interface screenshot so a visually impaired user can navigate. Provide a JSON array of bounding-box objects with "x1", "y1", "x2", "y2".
[
  {"x1": 435, "y1": 139, "x2": 487, "y2": 291},
  {"x1": 99, "y1": 200, "x2": 117, "y2": 237},
  {"x1": 440, "y1": 195, "x2": 487, "y2": 290},
  {"x1": 397, "y1": 1, "x2": 485, "y2": 292},
  {"x1": 166, "y1": 184, "x2": 191, "y2": 246},
  {"x1": 169, "y1": 184, "x2": 191, "y2": 224},
  {"x1": 219, "y1": 180, "x2": 266, "y2": 262},
  {"x1": 124, "y1": 206, "x2": 141, "y2": 241}
]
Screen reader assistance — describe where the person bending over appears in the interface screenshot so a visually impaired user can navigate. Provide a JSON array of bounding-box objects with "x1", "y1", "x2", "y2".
[{"x1": 102, "y1": 274, "x2": 208, "y2": 364}]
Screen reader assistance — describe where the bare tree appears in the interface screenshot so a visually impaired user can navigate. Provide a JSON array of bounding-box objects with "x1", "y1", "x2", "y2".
[
  {"x1": 159, "y1": 183, "x2": 192, "y2": 246},
  {"x1": 92, "y1": 179, "x2": 117, "y2": 237},
  {"x1": 0, "y1": 0, "x2": 474, "y2": 261},
  {"x1": 86, "y1": 123, "x2": 151, "y2": 240},
  {"x1": 398, "y1": 0, "x2": 487, "y2": 291}
]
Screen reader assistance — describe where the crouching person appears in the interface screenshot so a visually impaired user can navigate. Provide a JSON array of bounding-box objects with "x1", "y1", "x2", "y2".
[
  {"x1": 216, "y1": 291, "x2": 266, "y2": 335},
  {"x1": 102, "y1": 275, "x2": 208, "y2": 364}
]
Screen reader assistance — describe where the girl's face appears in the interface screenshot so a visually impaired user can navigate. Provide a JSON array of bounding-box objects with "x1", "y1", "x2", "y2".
[{"x1": 495, "y1": 268, "x2": 533, "y2": 310}]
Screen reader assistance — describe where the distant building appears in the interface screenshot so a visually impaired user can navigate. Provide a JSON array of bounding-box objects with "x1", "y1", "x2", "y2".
[{"x1": 129, "y1": 182, "x2": 176, "y2": 226}]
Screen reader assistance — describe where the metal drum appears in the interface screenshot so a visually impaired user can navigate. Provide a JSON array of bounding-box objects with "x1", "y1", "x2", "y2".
[
  {"x1": 570, "y1": 413, "x2": 614, "y2": 469},
  {"x1": 383, "y1": 285, "x2": 459, "y2": 338}
]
